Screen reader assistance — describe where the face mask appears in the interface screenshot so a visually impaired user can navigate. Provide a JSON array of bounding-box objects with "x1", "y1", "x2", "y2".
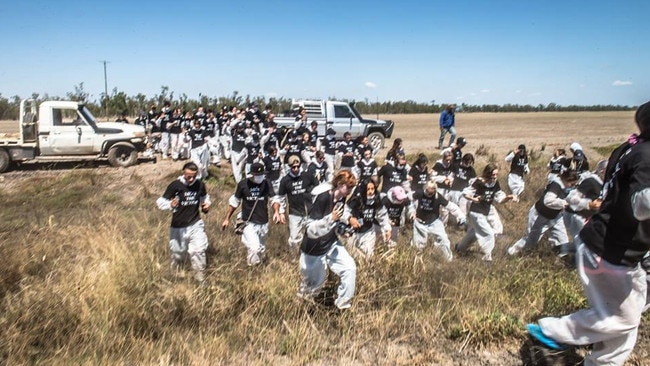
[
  {"x1": 366, "y1": 195, "x2": 375, "y2": 201},
  {"x1": 396, "y1": 164, "x2": 405, "y2": 170},
  {"x1": 252, "y1": 175, "x2": 264, "y2": 184}
]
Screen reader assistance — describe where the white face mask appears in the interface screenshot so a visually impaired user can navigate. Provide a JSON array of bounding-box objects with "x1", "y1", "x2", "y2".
[
  {"x1": 396, "y1": 164, "x2": 405, "y2": 170},
  {"x1": 366, "y1": 195, "x2": 375, "y2": 202},
  {"x1": 251, "y1": 175, "x2": 265, "y2": 184}
]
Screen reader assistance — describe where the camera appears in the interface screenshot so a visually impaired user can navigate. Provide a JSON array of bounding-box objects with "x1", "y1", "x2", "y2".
[{"x1": 336, "y1": 222, "x2": 356, "y2": 237}]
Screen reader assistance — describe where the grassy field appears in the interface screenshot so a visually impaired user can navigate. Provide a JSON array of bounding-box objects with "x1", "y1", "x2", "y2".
[{"x1": 0, "y1": 111, "x2": 647, "y2": 365}]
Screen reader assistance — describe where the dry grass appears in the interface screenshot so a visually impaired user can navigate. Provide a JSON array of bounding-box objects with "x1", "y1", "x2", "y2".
[{"x1": 1, "y1": 112, "x2": 649, "y2": 365}]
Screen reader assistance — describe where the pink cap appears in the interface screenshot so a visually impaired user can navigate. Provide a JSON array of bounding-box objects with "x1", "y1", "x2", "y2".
[{"x1": 390, "y1": 186, "x2": 407, "y2": 201}]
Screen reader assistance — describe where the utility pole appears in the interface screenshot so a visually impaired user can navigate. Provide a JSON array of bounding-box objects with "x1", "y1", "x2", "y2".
[{"x1": 100, "y1": 60, "x2": 110, "y2": 120}]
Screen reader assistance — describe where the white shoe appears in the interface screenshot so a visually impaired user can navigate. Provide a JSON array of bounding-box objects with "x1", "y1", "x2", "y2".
[
  {"x1": 507, "y1": 245, "x2": 520, "y2": 256},
  {"x1": 334, "y1": 297, "x2": 352, "y2": 310}
]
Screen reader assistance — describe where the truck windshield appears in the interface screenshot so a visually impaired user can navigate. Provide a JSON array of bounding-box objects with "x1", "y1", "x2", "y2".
[
  {"x1": 78, "y1": 105, "x2": 99, "y2": 130},
  {"x1": 348, "y1": 103, "x2": 363, "y2": 121}
]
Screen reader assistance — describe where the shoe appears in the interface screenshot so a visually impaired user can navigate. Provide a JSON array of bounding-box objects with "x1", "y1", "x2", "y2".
[
  {"x1": 507, "y1": 244, "x2": 521, "y2": 256},
  {"x1": 527, "y1": 324, "x2": 567, "y2": 350}
]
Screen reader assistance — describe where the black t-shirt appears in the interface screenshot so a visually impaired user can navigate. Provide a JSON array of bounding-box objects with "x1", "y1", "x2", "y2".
[
  {"x1": 263, "y1": 155, "x2": 283, "y2": 181},
  {"x1": 347, "y1": 194, "x2": 383, "y2": 233},
  {"x1": 581, "y1": 141, "x2": 650, "y2": 266},
  {"x1": 188, "y1": 127, "x2": 206, "y2": 149},
  {"x1": 408, "y1": 165, "x2": 430, "y2": 191},
  {"x1": 244, "y1": 143, "x2": 261, "y2": 164},
  {"x1": 356, "y1": 159, "x2": 378, "y2": 183},
  {"x1": 451, "y1": 164, "x2": 477, "y2": 191},
  {"x1": 378, "y1": 164, "x2": 408, "y2": 193},
  {"x1": 468, "y1": 179, "x2": 502, "y2": 216},
  {"x1": 235, "y1": 178, "x2": 275, "y2": 225},
  {"x1": 432, "y1": 162, "x2": 453, "y2": 189},
  {"x1": 162, "y1": 179, "x2": 207, "y2": 228},
  {"x1": 412, "y1": 189, "x2": 448, "y2": 224},
  {"x1": 339, "y1": 140, "x2": 356, "y2": 167},
  {"x1": 322, "y1": 136, "x2": 338, "y2": 155},
  {"x1": 278, "y1": 172, "x2": 318, "y2": 216},
  {"x1": 301, "y1": 190, "x2": 342, "y2": 256},
  {"x1": 284, "y1": 139, "x2": 305, "y2": 164},
  {"x1": 307, "y1": 161, "x2": 329, "y2": 183},
  {"x1": 381, "y1": 196, "x2": 410, "y2": 226},
  {"x1": 510, "y1": 153, "x2": 528, "y2": 176},
  {"x1": 231, "y1": 130, "x2": 247, "y2": 153}
]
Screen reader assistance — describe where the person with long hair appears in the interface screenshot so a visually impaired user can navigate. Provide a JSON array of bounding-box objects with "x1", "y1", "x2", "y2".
[
  {"x1": 455, "y1": 163, "x2": 514, "y2": 261},
  {"x1": 297, "y1": 170, "x2": 358, "y2": 310}
]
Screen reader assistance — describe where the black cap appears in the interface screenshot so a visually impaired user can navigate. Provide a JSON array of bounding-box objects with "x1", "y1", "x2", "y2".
[
  {"x1": 327, "y1": 128, "x2": 336, "y2": 135},
  {"x1": 457, "y1": 137, "x2": 466, "y2": 146},
  {"x1": 518, "y1": 144, "x2": 526, "y2": 151},
  {"x1": 250, "y1": 162, "x2": 265, "y2": 175}
]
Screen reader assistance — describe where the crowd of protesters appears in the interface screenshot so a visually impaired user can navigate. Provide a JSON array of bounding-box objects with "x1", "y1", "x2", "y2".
[{"x1": 153, "y1": 99, "x2": 650, "y2": 365}]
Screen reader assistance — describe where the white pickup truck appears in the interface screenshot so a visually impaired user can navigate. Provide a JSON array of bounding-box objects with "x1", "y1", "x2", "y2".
[
  {"x1": 273, "y1": 99, "x2": 395, "y2": 151},
  {"x1": 0, "y1": 99, "x2": 149, "y2": 173}
]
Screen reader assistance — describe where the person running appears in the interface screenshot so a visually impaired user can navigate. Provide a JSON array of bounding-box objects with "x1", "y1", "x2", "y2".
[
  {"x1": 321, "y1": 128, "x2": 339, "y2": 173},
  {"x1": 354, "y1": 147, "x2": 379, "y2": 184},
  {"x1": 307, "y1": 150, "x2": 331, "y2": 184},
  {"x1": 344, "y1": 179, "x2": 392, "y2": 258},
  {"x1": 263, "y1": 146, "x2": 284, "y2": 193},
  {"x1": 505, "y1": 144, "x2": 530, "y2": 202},
  {"x1": 448, "y1": 153, "x2": 477, "y2": 217},
  {"x1": 338, "y1": 132, "x2": 356, "y2": 172},
  {"x1": 409, "y1": 181, "x2": 465, "y2": 262},
  {"x1": 408, "y1": 153, "x2": 430, "y2": 192},
  {"x1": 563, "y1": 160, "x2": 607, "y2": 253},
  {"x1": 377, "y1": 153, "x2": 409, "y2": 194},
  {"x1": 187, "y1": 118, "x2": 210, "y2": 180},
  {"x1": 455, "y1": 163, "x2": 514, "y2": 261},
  {"x1": 156, "y1": 162, "x2": 211, "y2": 282},
  {"x1": 506, "y1": 169, "x2": 579, "y2": 257},
  {"x1": 547, "y1": 148, "x2": 568, "y2": 181},
  {"x1": 380, "y1": 185, "x2": 412, "y2": 247},
  {"x1": 527, "y1": 101, "x2": 650, "y2": 365},
  {"x1": 277, "y1": 156, "x2": 319, "y2": 251},
  {"x1": 222, "y1": 162, "x2": 282, "y2": 266},
  {"x1": 297, "y1": 170, "x2": 358, "y2": 310}
]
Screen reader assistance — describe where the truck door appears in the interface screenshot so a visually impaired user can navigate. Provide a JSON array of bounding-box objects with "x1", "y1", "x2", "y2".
[
  {"x1": 39, "y1": 108, "x2": 96, "y2": 155},
  {"x1": 330, "y1": 104, "x2": 363, "y2": 138}
]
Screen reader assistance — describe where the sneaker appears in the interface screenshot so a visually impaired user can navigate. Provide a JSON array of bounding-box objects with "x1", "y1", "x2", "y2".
[
  {"x1": 507, "y1": 244, "x2": 521, "y2": 256},
  {"x1": 527, "y1": 324, "x2": 567, "y2": 350},
  {"x1": 334, "y1": 297, "x2": 352, "y2": 310}
]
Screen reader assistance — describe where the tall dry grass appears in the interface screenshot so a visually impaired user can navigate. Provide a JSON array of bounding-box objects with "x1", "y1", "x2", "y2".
[{"x1": 0, "y1": 144, "x2": 648, "y2": 365}]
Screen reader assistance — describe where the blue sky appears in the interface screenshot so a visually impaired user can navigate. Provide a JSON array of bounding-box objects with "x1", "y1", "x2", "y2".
[{"x1": 1, "y1": 0, "x2": 648, "y2": 106}]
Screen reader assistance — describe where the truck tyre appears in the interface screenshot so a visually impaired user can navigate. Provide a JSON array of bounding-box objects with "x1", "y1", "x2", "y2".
[
  {"x1": 367, "y1": 132, "x2": 385, "y2": 153},
  {"x1": 108, "y1": 143, "x2": 138, "y2": 168},
  {"x1": 0, "y1": 149, "x2": 11, "y2": 173}
]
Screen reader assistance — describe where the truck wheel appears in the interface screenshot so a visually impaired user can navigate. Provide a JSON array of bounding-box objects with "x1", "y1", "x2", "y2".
[
  {"x1": 108, "y1": 143, "x2": 138, "y2": 168},
  {"x1": 367, "y1": 132, "x2": 385, "y2": 153},
  {"x1": 0, "y1": 149, "x2": 11, "y2": 173}
]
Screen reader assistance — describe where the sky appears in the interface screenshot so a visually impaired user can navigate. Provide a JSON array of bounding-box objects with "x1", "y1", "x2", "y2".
[{"x1": 1, "y1": 0, "x2": 648, "y2": 106}]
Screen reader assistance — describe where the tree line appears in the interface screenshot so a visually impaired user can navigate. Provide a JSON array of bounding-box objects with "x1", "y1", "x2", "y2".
[{"x1": 0, "y1": 84, "x2": 635, "y2": 121}]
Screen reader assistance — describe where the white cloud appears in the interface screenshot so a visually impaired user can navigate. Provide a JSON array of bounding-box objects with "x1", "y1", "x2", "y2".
[
  {"x1": 480, "y1": 89, "x2": 490, "y2": 93},
  {"x1": 612, "y1": 80, "x2": 632, "y2": 86},
  {"x1": 365, "y1": 82, "x2": 377, "y2": 88}
]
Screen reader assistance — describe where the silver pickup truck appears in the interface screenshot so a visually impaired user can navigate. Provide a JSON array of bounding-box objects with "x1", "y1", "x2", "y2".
[
  {"x1": 273, "y1": 99, "x2": 394, "y2": 151},
  {"x1": 0, "y1": 99, "x2": 149, "y2": 173}
]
